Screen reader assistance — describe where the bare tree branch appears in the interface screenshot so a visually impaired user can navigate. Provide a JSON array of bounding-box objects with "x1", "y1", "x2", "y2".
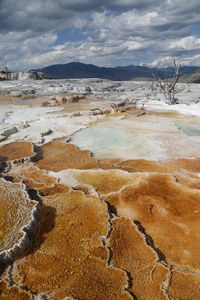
[
  {"x1": 1, "y1": 62, "x2": 12, "y2": 80},
  {"x1": 150, "y1": 59, "x2": 181, "y2": 104}
]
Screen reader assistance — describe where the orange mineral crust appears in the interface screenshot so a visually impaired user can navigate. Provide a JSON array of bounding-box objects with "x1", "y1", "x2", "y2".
[
  {"x1": 0, "y1": 178, "x2": 39, "y2": 262},
  {"x1": 39, "y1": 183, "x2": 70, "y2": 196},
  {"x1": 8, "y1": 164, "x2": 57, "y2": 190},
  {"x1": 73, "y1": 169, "x2": 144, "y2": 195},
  {"x1": 0, "y1": 133, "x2": 200, "y2": 299},
  {"x1": 12, "y1": 190, "x2": 132, "y2": 300},
  {"x1": 0, "y1": 142, "x2": 35, "y2": 161},
  {"x1": 7, "y1": 164, "x2": 70, "y2": 195},
  {"x1": 168, "y1": 271, "x2": 200, "y2": 300},
  {"x1": 36, "y1": 141, "x2": 97, "y2": 171},
  {"x1": 19, "y1": 165, "x2": 56, "y2": 186},
  {"x1": 108, "y1": 217, "x2": 168, "y2": 300},
  {"x1": 117, "y1": 157, "x2": 200, "y2": 173},
  {"x1": 175, "y1": 174, "x2": 200, "y2": 189},
  {"x1": 0, "y1": 281, "x2": 31, "y2": 300},
  {"x1": 105, "y1": 174, "x2": 200, "y2": 270}
]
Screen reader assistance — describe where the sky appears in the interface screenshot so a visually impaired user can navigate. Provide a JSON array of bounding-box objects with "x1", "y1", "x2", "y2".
[{"x1": 0, "y1": 0, "x2": 200, "y2": 70}]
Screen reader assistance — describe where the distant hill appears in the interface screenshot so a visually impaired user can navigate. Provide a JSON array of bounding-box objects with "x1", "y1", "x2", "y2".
[
  {"x1": 180, "y1": 69, "x2": 200, "y2": 83},
  {"x1": 32, "y1": 62, "x2": 200, "y2": 81}
]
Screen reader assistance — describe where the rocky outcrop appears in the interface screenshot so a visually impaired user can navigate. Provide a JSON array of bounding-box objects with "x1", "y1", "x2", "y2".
[
  {"x1": 0, "y1": 73, "x2": 7, "y2": 81},
  {"x1": 9, "y1": 71, "x2": 48, "y2": 81},
  {"x1": 1, "y1": 127, "x2": 18, "y2": 138},
  {"x1": 42, "y1": 93, "x2": 86, "y2": 106}
]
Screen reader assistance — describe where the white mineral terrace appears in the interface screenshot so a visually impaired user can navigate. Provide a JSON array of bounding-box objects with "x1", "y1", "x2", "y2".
[
  {"x1": 0, "y1": 79, "x2": 200, "y2": 161},
  {"x1": 0, "y1": 178, "x2": 41, "y2": 263}
]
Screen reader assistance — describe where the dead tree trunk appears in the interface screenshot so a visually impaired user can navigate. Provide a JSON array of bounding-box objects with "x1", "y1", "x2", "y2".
[
  {"x1": 1, "y1": 62, "x2": 12, "y2": 80},
  {"x1": 151, "y1": 60, "x2": 181, "y2": 104}
]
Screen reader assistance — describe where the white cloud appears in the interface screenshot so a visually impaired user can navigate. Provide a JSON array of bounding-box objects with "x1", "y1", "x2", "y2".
[
  {"x1": 148, "y1": 56, "x2": 176, "y2": 67},
  {"x1": 148, "y1": 53, "x2": 200, "y2": 67},
  {"x1": 0, "y1": 32, "x2": 58, "y2": 70},
  {"x1": 1, "y1": 0, "x2": 200, "y2": 69},
  {"x1": 179, "y1": 53, "x2": 200, "y2": 66},
  {"x1": 169, "y1": 36, "x2": 200, "y2": 50}
]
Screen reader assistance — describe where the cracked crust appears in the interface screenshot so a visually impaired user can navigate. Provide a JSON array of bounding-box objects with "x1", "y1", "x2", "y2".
[
  {"x1": 105, "y1": 173, "x2": 200, "y2": 270},
  {"x1": 11, "y1": 190, "x2": 132, "y2": 300},
  {"x1": 0, "y1": 137, "x2": 200, "y2": 299},
  {"x1": 108, "y1": 217, "x2": 168, "y2": 300}
]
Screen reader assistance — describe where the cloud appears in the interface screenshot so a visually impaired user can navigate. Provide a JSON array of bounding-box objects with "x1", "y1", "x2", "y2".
[
  {"x1": 0, "y1": 0, "x2": 160, "y2": 34},
  {"x1": 179, "y1": 53, "x2": 200, "y2": 65},
  {"x1": 149, "y1": 53, "x2": 200, "y2": 67},
  {"x1": 169, "y1": 36, "x2": 200, "y2": 51},
  {"x1": 0, "y1": 0, "x2": 200, "y2": 69},
  {"x1": 0, "y1": 32, "x2": 57, "y2": 69},
  {"x1": 148, "y1": 56, "x2": 177, "y2": 68}
]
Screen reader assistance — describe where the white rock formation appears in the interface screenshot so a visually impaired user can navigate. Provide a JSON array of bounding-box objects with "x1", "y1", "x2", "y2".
[
  {"x1": 0, "y1": 178, "x2": 41, "y2": 264},
  {"x1": 10, "y1": 71, "x2": 48, "y2": 81}
]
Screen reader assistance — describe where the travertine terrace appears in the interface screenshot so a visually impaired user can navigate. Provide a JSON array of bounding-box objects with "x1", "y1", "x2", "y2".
[
  {"x1": 0, "y1": 142, "x2": 35, "y2": 163},
  {"x1": 0, "y1": 179, "x2": 40, "y2": 264},
  {"x1": 0, "y1": 79, "x2": 200, "y2": 299}
]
